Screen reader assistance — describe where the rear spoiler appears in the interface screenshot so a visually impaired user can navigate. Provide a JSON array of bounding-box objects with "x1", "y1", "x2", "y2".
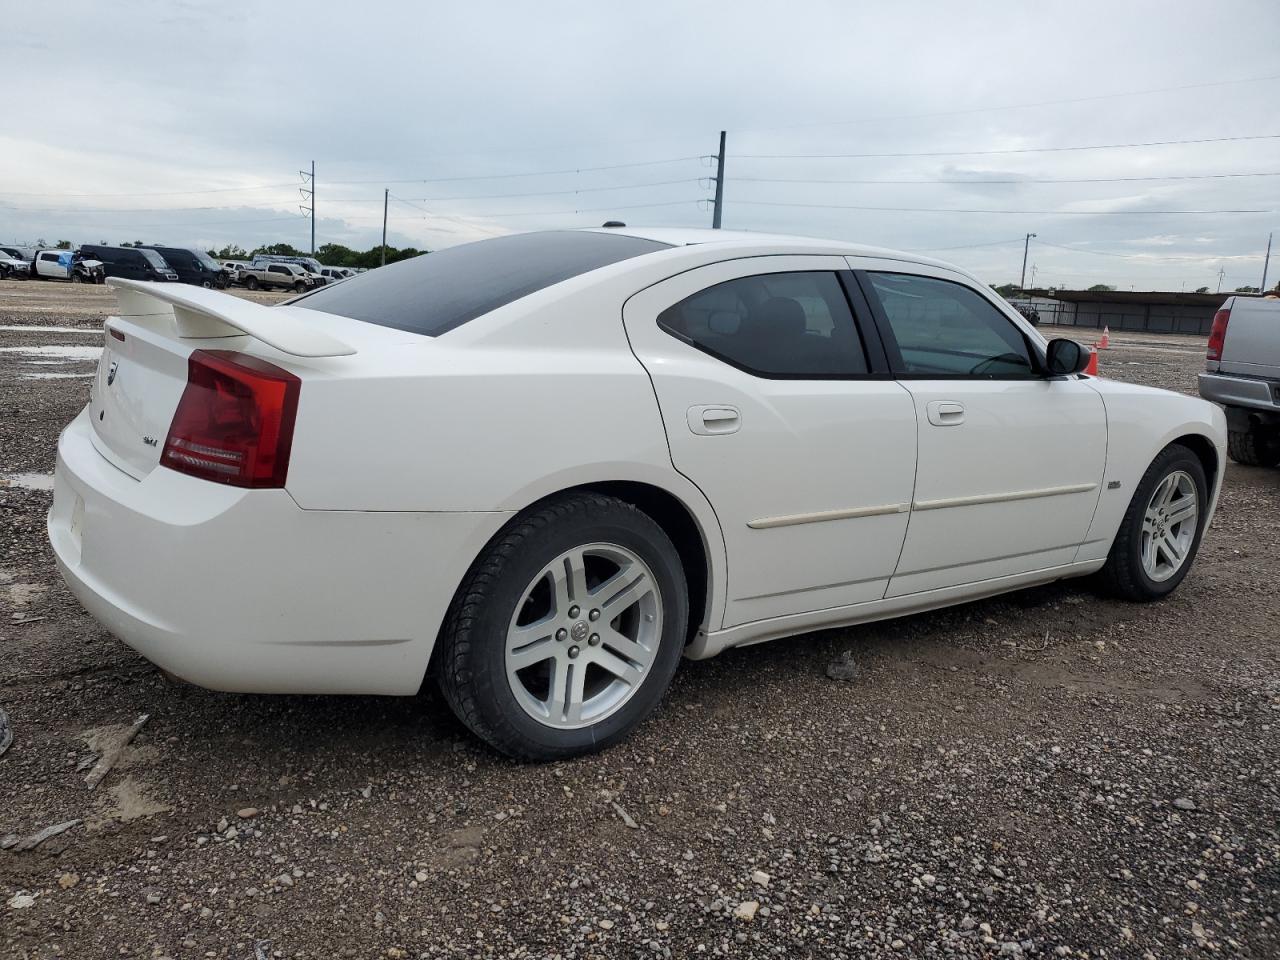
[{"x1": 107, "y1": 278, "x2": 356, "y2": 358}]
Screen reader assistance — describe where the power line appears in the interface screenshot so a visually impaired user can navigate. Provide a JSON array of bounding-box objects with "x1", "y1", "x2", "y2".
[
  {"x1": 1033, "y1": 237, "x2": 1264, "y2": 262},
  {"x1": 390, "y1": 199, "x2": 705, "y2": 219},
  {"x1": 731, "y1": 133, "x2": 1280, "y2": 160},
  {"x1": 734, "y1": 171, "x2": 1280, "y2": 186},
  {"x1": 401, "y1": 178, "x2": 702, "y2": 202},
  {"x1": 733, "y1": 199, "x2": 1274, "y2": 215},
  {"x1": 0, "y1": 182, "x2": 297, "y2": 200},
  {"x1": 744, "y1": 73, "x2": 1280, "y2": 132},
  {"x1": 327, "y1": 156, "x2": 702, "y2": 185}
]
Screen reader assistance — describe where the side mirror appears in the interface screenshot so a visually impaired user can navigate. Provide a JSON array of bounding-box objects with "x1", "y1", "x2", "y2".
[{"x1": 1045, "y1": 338, "x2": 1090, "y2": 376}]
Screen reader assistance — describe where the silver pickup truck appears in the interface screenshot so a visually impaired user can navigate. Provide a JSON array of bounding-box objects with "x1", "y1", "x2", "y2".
[{"x1": 1199, "y1": 295, "x2": 1280, "y2": 465}]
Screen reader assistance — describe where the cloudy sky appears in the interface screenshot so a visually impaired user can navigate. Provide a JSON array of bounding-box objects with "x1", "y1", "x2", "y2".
[{"x1": 3, "y1": 0, "x2": 1278, "y2": 290}]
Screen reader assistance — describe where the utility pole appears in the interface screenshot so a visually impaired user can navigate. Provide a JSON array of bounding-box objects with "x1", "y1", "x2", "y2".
[
  {"x1": 711, "y1": 130, "x2": 726, "y2": 229},
  {"x1": 1262, "y1": 231, "x2": 1273, "y2": 293},
  {"x1": 1216, "y1": 266, "x2": 1226, "y2": 293},
  {"x1": 1019, "y1": 232, "x2": 1037, "y2": 291},
  {"x1": 381, "y1": 189, "x2": 389, "y2": 267},
  {"x1": 1030, "y1": 264, "x2": 1037, "y2": 290},
  {"x1": 299, "y1": 162, "x2": 315, "y2": 255}
]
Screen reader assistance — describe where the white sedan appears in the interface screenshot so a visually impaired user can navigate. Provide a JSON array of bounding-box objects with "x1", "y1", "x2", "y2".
[{"x1": 49, "y1": 227, "x2": 1226, "y2": 759}]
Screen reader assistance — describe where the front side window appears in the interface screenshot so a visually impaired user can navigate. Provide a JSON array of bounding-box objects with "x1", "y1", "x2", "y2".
[
  {"x1": 657, "y1": 271, "x2": 868, "y2": 377},
  {"x1": 865, "y1": 272, "x2": 1036, "y2": 378}
]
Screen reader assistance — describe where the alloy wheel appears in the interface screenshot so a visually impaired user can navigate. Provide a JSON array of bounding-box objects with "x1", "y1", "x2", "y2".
[
  {"x1": 505, "y1": 542, "x2": 662, "y2": 729},
  {"x1": 1140, "y1": 470, "x2": 1198, "y2": 582}
]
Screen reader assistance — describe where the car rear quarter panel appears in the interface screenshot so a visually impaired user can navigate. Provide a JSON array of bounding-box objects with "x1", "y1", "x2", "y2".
[
  {"x1": 275, "y1": 263, "x2": 732, "y2": 634},
  {"x1": 1075, "y1": 379, "x2": 1226, "y2": 563}
]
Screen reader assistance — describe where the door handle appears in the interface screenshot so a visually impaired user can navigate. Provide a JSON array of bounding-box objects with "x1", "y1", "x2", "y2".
[
  {"x1": 687, "y1": 404, "x2": 741, "y2": 435},
  {"x1": 926, "y1": 400, "x2": 965, "y2": 426}
]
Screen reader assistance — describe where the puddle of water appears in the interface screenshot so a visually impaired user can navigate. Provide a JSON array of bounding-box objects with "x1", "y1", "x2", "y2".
[
  {"x1": 0, "y1": 325, "x2": 100, "y2": 334},
  {"x1": 0, "y1": 345, "x2": 102, "y2": 361},
  {"x1": 1, "y1": 472, "x2": 55, "y2": 491}
]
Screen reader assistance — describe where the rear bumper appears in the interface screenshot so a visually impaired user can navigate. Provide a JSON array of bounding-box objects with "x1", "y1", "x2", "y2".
[
  {"x1": 50, "y1": 407, "x2": 510, "y2": 695},
  {"x1": 1198, "y1": 372, "x2": 1280, "y2": 413}
]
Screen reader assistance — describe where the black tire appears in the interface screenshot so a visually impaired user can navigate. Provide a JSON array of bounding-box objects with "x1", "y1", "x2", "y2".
[
  {"x1": 1099, "y1": 444, "x2": 1208, "y2": 601},
  {"x1": 436, "y1": 492, "x2": 688, "y2": 761},
  {"x1": 1227, "y1": 427, "x2": 1280, "y2": 467},
  {"x1": 244, "y1": 275, "x2": 259, "y2": 290},
  {"x1": 201, "y1": 280, "x2": 212, "y2": 289},
  {"x1": 70, "y1": 272, "x2": 82, "y2": 284},
  {"x1": 293, "y1": 281, "x2": 306, "y2": 293}
]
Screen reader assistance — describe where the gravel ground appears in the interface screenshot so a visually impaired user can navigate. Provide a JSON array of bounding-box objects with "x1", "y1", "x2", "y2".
[{"x1": 1, "y1": 279, "x2": 1277, "y2": 959}]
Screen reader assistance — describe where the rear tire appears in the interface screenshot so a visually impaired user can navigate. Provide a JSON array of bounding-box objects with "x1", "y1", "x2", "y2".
[
  {"x1": 436, "y1": 492, "x2": 688, "y2": 761},
  {"x1": 1099, "y1": 444, "x2": 1207, "y2": 601},
  {"x1": 1227, "y1": 427, "x2": 1280, "y2": 467},
  {"x1": 244, "y1": 276, "x2": 259, "y2": 290}
]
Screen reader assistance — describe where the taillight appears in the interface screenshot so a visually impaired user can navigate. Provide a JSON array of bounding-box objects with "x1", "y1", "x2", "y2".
[
  {"x1": 1206, "y1": 308, "x2": 1231, "y2": 361},
  {"x1": 162, "y1": 350, "x2": 300, "y2": 488}
]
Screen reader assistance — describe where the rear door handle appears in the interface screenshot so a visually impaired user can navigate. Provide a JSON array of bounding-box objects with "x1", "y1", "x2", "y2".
[
  {"x1": 687, "y1": 404, "x2": 741, "y2": 435},
  {"x1": 926, "y1": 400, "x2": 965, "y2": 426}
]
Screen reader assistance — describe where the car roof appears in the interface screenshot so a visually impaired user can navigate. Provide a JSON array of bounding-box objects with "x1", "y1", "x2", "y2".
[{"x1": 580, "y1": 225, "x2": 957, "y2": 271}]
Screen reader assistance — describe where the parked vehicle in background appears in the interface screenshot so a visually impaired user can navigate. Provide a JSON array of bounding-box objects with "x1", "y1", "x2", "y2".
[
  {"x1": 319, "y1": 266, "x2": 354, "y2": 283},
  {"x1": 1015, "y1": 303, "x2": 1041, "y2": 326},
  {"x1": 237, "y1": 261, "x2": 316, "y2": 292},
  {"x1": 49, "y1": 227, "x2": 1227, "y2": 760},
  {"x1": 78, "y1": 245, "x2": 177, "y2": 283},
  {"x1": 1198, "y1": 295, "x2": 1280, "y2": 466},
  {"x1": 140, "y1": 246, "x2": 229, "y2": 288},
  {"x1": 252, "y1": 254, "x2": 329, "y2": 285},
  {"x1": 221, "y1": 260, "x2": 249, "y2": 284},
  {"x1": 30, "y1": 249, "x2": 106, "y2": 283},
  {"x1": 0, "y1": 245, "x2": 34, "y2": 279}
]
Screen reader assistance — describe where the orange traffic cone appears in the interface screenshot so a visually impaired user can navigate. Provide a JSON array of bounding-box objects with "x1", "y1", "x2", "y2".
[
  {"x1": 1098, "y1": 326, "x2": 1111, "y2": 349},
  {"x1": 1084, "y1": 346, "x2": 1099, "y2": 375}
]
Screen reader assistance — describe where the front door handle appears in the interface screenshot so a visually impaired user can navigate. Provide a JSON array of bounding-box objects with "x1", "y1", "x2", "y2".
[
  {"x1": 687, "y1": 404, "x2": 741, "y2": 435},
  {"x1": 926, "y1": 400, "x2": 965, "y2": 426}
]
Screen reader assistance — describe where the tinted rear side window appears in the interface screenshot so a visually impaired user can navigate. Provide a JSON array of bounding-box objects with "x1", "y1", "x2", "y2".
[{"x1": 293, "y1": 230, "x2": 671, "y2": 336}]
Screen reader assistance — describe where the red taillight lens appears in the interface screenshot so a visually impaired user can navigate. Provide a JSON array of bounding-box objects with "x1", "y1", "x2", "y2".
[
  {"x1": 1206, "y1": 308, "x2": 1231, "y2": 361},
  {"x1": 162, "y1": 350, "x2": 300, "y2": 488}
]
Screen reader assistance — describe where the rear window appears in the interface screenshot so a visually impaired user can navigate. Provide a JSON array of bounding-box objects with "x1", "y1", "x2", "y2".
[{"x1": 292, "y1": 230, "x2": 671, "y2": 336}]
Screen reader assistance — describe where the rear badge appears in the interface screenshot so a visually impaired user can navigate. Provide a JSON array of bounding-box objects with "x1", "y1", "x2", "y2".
[
  {"x1": 107, "y1": 361, "x2": 119, "y2": 386},
  {"x1": 143, "y1": 436, "x2": 158, "y2": 447}
]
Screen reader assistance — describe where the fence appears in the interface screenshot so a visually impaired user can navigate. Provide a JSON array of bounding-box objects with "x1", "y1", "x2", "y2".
[{"x1": 1007, "y1": 299, "x2": 1214, "y2": 337}]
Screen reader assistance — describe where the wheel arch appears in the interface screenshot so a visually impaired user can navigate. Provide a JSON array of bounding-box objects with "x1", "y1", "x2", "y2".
[
  {"x1": 1170, "y1": 432, "x2": 1219, "y2": 498},
  {"x1": 425, "y1": 477, "x2": 725, "y2": 687}
]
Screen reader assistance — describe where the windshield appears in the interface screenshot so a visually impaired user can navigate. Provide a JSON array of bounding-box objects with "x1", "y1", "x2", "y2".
[
  {"x1": 194, "y1": 251, "x2": 221, "y2": 271},
  {"x1": 294, "y1": 230, "x2": 671, "y2": 337},
  {"x1": 140, "y1": 249, "x2": 170, "y2": 270}
]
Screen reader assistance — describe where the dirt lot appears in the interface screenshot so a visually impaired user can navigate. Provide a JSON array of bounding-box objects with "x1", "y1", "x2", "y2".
[{"x1": 1, "y1": 278, "x2": 1277, "y2": 959}]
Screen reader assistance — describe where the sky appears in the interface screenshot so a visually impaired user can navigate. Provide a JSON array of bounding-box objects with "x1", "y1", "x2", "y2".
[{"x1": 2, "y1": 0, "x2": 1278, "y2": 291}]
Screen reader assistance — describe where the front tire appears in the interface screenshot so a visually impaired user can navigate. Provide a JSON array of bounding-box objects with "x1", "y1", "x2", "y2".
[
  {"x1": 293, "y1": 281, "x2": 306, "y2": 293},
  {"x1": 70, "y1": 272, "x2": 82, "y2": 284},
  {"x1": 1227, "y1": 426, "x2": 1280, "y2": 467},
  {"x1": 437, "y1": 493, "x2": 688, "y2": 761},
  {"x1": 1099, "y1": 444, "x2": 1208, "y2": 601}
]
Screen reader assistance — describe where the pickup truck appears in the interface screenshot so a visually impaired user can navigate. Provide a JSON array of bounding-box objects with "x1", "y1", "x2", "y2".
[
  {"x1": 0, "y1": 245, "x2": 33, "y2": 279},
  {"x1": 237, "y1": 261, "x2": 317, "y2": 293},
  {"x1": 30, "y1": 249, "x2": 107, "y2": 284},
  {"x1": 1198, "y1": 295, "x2": 1280, "y2": 465}
]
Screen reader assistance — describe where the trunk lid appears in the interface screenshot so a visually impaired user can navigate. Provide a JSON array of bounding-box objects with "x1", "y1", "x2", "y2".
[{"x1": 88, "y1": 281, "x2": 366, "y2": 480}]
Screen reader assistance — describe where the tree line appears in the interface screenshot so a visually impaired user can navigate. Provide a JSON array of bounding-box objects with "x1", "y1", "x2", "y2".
[{"x1": 205, "y1": 242, "x2": 426, "y2": 268}]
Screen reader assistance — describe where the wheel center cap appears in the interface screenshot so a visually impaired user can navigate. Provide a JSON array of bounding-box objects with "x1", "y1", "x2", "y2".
[{"x1": 570, "y1": 621, "x2": 590, "y2": 642}]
